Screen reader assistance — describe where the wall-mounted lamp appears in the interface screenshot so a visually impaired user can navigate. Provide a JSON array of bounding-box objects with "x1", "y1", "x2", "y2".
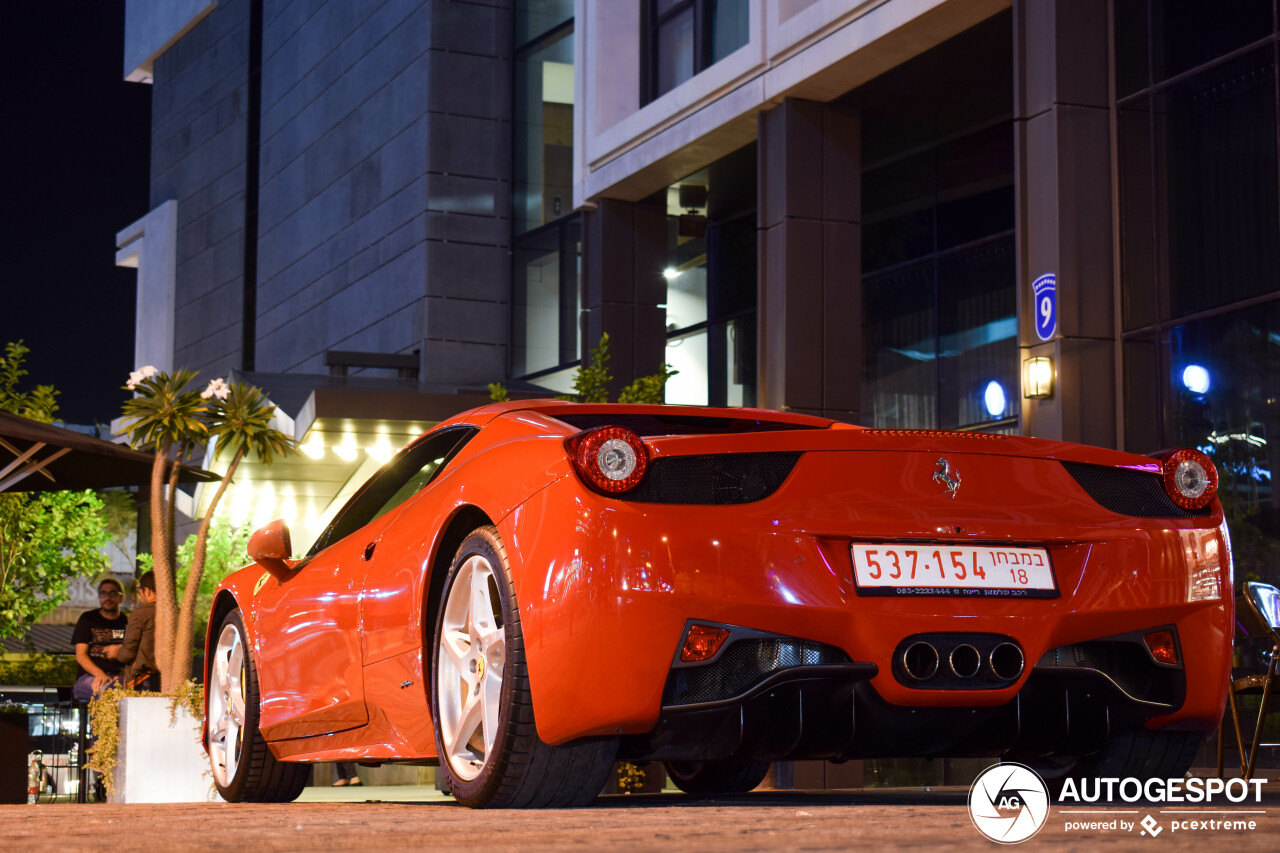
[{"x1": 1024, "y1": 356, "x2": 1054, "y2": 399}]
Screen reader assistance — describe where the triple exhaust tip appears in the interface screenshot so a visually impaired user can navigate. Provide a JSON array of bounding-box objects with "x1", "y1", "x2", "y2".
[{"x1": 902, "y1": 640, "x2": 1025, "y2": 682}]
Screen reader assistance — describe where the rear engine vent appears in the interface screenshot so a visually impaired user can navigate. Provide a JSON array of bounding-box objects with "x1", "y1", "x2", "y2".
[
  {"x1": 663, "y1": 638, "x2": 851, "y2": 707},
  {"x1": 553, "y1": 413, "x2": 821, "y2": 436},
  {"x1": 1061, "y1": 461, "x2": 1210, "y2": 518},
  {"x1": 624, "y1": 452, "x2": 801, "y2": 505}
]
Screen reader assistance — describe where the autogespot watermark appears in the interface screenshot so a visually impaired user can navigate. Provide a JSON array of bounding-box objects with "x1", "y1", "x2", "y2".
[
  {"x1": 968, "y1": 766, "x2": 1269, "y2": 844},
  {"x1": 969, "y1": 764, "x2": 1052, "y2": 844}
]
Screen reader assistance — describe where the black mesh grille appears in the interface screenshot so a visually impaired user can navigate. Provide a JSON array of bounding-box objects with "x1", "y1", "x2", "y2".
[
  {"x1": 624, "y1": 452, "x2": 802, "y2": 505},
  {"x1": 1061, "y1": 461, "x2": 1210, "y2": 518},
  {"x1": 554, "y1": 413, "x2": 821, "y2": 436},
  {"x1": 663, "y1": 639, "x2": 852, "y2": 706},
  {"x1": 1037, "y1": 641, "x2": 1178, "y2": 705}
]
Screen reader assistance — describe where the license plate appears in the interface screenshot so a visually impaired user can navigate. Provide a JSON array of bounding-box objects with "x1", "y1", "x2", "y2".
[{"x1": 850, "y1": 543, "x2": 1058, "y2": 599}]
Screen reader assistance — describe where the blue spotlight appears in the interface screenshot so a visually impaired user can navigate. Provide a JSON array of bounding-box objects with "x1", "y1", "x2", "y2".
[
  {"x1": 984, "y1": 381, "x2": 1006, "y2": 418},
  {"x1": 1182, "y1": 365, "x2": 1210, "y2": 395}
]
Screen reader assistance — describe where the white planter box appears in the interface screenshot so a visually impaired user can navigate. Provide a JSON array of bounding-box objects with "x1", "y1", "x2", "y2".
[{"x1": 110, "y1": 696, "x2": 222, "y2": 803}]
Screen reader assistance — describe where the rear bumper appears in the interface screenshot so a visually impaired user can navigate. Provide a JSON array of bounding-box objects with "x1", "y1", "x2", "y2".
[{"x1": 619, "y1": 661, "x2": 1186, "y2": 763}]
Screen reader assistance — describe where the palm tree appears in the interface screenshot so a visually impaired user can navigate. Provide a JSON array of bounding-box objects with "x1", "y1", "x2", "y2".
[
  {"x1": 120, "y1": 369, "x2": 293, "y2": 692},
  {"x1": 170, "y1": 382, "x2": 293, "y2": 685}
]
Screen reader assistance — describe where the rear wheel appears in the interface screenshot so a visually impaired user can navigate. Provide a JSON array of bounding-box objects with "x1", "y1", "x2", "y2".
[
  {"x1": 208, "y1": 608, "x2": 309, "y2": 802},
  {"x1": 1025, "y1": 728, "x2": 1202, "y2": 801},
  {"x1": 665, "y1": 760, "x2": 771, "y2": 795},
  {"x1": 432, "y1": 526, "x2": 617, "y2": 808}
]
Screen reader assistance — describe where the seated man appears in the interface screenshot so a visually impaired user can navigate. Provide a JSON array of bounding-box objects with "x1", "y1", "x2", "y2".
[
  {"x1": 108, "y1": 571, "x2": 160, "y2": 691},
  {"x1": 72, "y1": 577, "x2": 129, "y2": 701}
]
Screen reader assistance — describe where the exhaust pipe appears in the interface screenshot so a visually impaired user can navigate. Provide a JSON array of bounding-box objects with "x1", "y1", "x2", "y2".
[
  {"x1": 989, "y1": 642, "x2": 1026, "y2": 681},
  {"x1": 949, "y1": 643, "x2": 981, "y2": 679},
  {"x1": 902, "y1": 641, "x2": 940, "y2": 681}
]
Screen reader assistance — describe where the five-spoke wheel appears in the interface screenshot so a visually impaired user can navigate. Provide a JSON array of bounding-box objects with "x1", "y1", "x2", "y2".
[
  {"x1": 208, "y1": 620, "x2": 247, "y2": 788},
  {"x1": 436, "y1": 552, "x2": 507, "y2": 781},
  {"x1": 206, "y1": 608, "x2": 309, "y2": 802},
  {"x1": 431, "y1": 526, "x2": 617, "y2": 807}
]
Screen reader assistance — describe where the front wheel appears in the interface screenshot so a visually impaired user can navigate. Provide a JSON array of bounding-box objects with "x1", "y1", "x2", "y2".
[
  {"x1": 207, "y1": 608, "x2": 309, "y2": 802},
  {"x1": 665, "y1": 760, "x2": 771, "y2": 795},
  {"x1": 431, "y1": 526, "x2": 617, "y2": 808},
  {"x1": 1024, "y1": 728, "x2": 1202, "y2": 801}
]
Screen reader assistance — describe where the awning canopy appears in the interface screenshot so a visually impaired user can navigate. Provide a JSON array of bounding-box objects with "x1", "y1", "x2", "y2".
[{"x1": 0, "y1": 411, "x2": 217, "y2": 493}]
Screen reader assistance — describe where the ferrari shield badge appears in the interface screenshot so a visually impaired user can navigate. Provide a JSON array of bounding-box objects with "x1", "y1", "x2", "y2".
[{"x1": 933, "y1": 458, "x2": 961, "y2": 499}]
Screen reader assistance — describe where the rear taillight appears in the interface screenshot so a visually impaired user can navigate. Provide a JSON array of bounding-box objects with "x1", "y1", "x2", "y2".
[
  {"x1": 1158, "y1": 448, "x2": 1217, "y2": 511},
  {"x1": 680, "y1": 625, "x2": 730, "y2": 662},
  {"x1": 565, "y1": 426, "x2": 649, "y2": 495},
  {"x1": 1144, "y1": 629, "x2": 1179, "y2": 665}
]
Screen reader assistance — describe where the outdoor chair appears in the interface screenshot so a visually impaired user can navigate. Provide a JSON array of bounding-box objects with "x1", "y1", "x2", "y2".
[{"x1": 1217, "y1": 581, "x2": 1280, "y2": 780}]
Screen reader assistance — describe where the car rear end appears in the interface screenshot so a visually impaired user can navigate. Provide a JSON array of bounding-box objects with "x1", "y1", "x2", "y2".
[{"x1": 498, "y1": 406, "x2": 1231, "y2": 770}]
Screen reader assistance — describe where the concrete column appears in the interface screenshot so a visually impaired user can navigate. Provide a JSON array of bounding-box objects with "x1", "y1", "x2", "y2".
[
  {"x1": 581, "y1": 194, "x2": 667, "y2": 395},
  {"x1": 116, "y1": 200, "x2": 178, "y2": 373},
  {"x1": 756, "y1": 99, "x2": 861, "y2": 422},
  {"x1": 1014, "y1": 0, "x2": 1116, "y2": 447}
]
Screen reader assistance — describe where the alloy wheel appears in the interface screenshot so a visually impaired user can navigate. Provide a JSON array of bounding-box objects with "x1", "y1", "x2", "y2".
[
  {"x1": 436, "y1": 554, "x2": 507, "y2": 781},
  {"x1": 208, "y1": 621, "x2": 247, "y2": 787}
]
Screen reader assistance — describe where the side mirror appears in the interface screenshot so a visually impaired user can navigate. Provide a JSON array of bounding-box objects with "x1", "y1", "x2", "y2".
[{"x1": 248, "y1": 519, "x2": 293, "y2": 581}]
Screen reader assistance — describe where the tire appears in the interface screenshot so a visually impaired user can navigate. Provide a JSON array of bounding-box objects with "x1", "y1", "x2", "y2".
[
  {"x1": 207, "y1": 608, "x2": 310, "y2": 802},
  {"x1": 1024, "y1": 728, "x2": 1203, "y2": 802},
  {"x1": 665, "y1": 760, "x2": 771, "y2": 795},
  {"x1": 431, "y1": 526, "x2": 618, "y2": 808}
]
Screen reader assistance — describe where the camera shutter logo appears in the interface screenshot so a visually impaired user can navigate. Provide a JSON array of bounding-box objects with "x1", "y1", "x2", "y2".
[{"x1": 968, "y1": 763, "x2": 1051, "y2": 844}]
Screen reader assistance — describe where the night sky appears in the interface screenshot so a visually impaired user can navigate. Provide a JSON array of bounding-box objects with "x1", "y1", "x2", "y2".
[{"x1": 0, "y1": 1, "x2": 151, "y2": 426}]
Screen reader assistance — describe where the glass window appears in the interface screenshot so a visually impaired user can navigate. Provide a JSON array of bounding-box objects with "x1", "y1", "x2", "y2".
[
  {"x1": 936, "y1": 237, "x2": 1017, "y2": 430},
  {"x1": 512, "y1": 218, "x2": 581, "y2": 377},
  {"x1": 648, "y1": 0, "x2": 748, "y2": 102},
  {"x1": 515, "y1": 30, "x2": 574, "y2": 236},
  {"x1": 708, "y1": 0, "x2": 749, "y2": 64},
  {"x1": 861, "y1": 123, "x2": 1016, "y2": 432},
  {"x1": 1162, "y1": 304, "x2": 1280, "y2": 588},
  {"x1": 664, "y1": 327, "x2": 709, "y2": 405},
  {"x1": 1113, "y1": 0, "x2": 1149, "y2": 98},
  {"x1": 307, "y1": 427, "x2": 477, "y2": 556},
  {"x1": 661, "y1": 146, "x2": 757, "y2": 406},
  {"x1": 1118, "y1": 97, "x2": 1156, "y2": 331},
  {"x1": 515, "y1": 0, "x2": 574, "y2": 46},
  {"x1": 863, "y1": 260, "x2": 938, "y2": 429},
  {"x1": 1150, "y1": 0, "x2": 1272, "y2": 83},
  {"x1": 655, "y1": 8, "x2": 695, "y2": 96},
  {"x1": 1156, "y1": 49, "x2": 1278, "y2": 320}
]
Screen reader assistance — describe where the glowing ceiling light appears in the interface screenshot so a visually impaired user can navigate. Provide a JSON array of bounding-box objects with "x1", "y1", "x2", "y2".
[
  {"x1": 663, "y1": 267, "x2": 680, "y2": 280},
  {"x1": 367, "y1": 434, "x2": 393, "y2": 463},
  {"x1": 332, "y1": 434, "x2": 358, "y2": 461},
  {"x1": 299, "y1": 434, "x2": 325, "y2": 459},
  {"x1": 279, "y1": 495, "x2": 297, "y2": 525}
]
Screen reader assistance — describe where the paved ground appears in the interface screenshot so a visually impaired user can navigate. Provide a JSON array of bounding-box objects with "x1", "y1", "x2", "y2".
[{"x1": 4, "y1": 784, "x2": 1280, "y2": 852}]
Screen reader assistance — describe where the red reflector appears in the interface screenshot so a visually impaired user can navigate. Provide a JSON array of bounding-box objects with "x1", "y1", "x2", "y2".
[
  {"x1": 681, "y1": 625, "x2": 730, "y2": 662},
  {"x1": 1144, "y1": 630, "x2": 1178, "y2": 665}
]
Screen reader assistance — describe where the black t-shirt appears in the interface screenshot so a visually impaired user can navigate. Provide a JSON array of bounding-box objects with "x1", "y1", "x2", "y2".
[{"x1": 72, "y1": 609, "x2": 128, "y2": 678}]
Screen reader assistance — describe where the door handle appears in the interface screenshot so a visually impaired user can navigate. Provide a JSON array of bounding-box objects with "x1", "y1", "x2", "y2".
[{"x1": 362, "y1": 541, "x2": 377, "y2": 561}]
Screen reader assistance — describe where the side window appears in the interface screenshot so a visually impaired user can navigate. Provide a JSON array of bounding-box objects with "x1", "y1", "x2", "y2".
[{"x1": 306, "y1": 426, "x2": 478, "y2": 556}]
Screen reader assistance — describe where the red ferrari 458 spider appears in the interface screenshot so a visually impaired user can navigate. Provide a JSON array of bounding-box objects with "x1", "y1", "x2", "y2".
[{"x1": 203, "y1": 400, "x2": 1232, "y2": 807}]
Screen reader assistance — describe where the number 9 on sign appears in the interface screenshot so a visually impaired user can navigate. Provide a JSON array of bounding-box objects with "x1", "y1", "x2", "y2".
[{"x1": 1032, "y1": 273, "x2": 1056, "y2": 341}]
